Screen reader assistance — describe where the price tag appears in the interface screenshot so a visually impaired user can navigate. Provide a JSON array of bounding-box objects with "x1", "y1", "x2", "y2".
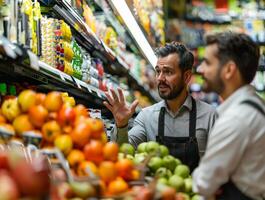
[
  {"x1": 27, "y1": 50, "x2": 39, "y2": 70},
  {"x1": 59, "y1": 71, "x2": 65, "y2": 81},
  {"x1": 86, "y1": 84, "x2": 92, "y2": 93},
  {"x1": 70, "y1": 76, "x2": 81, "y2": 89},
  {"x1": 75, "y1": 79, "x2": 81, "y2": 89}
]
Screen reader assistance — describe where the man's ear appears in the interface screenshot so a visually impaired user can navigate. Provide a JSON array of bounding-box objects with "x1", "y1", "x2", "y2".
[
  {"x1": 183, "y1": 70, "x2": 192, "y2": 84},
  {"x1": 223, "y1": 61, "x2": 237, "y2": 80}
]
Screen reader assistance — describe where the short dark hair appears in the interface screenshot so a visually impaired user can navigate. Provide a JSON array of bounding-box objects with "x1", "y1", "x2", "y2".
[
  {"x1": 155, "y1": 42, "x2": 194, "y2": 72},
  {"x1": 205, "y1": 32, "x2": 260, "y2": 84}
]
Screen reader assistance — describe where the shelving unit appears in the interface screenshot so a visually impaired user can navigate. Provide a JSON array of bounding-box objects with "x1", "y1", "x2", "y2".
[{"x1": 50, "y1": 0, "x2": 159, "y2": 103}]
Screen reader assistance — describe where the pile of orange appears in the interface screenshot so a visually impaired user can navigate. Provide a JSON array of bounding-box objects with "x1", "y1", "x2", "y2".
[{"x1": 0, "y1": 89, "x2": 140, "y2": 197}]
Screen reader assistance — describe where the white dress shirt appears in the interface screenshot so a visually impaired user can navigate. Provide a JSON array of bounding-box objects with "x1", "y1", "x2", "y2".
[{"x1": 192, "y1": 85, "x2": 265, "y2": 200}]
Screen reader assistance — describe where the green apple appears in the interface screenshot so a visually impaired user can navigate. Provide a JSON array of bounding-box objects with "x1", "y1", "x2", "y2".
[
  {"x1": 191, "y1": 194, "x2": 200, "y2": 200},
  {"x1": 146, "y1": 141, "x2": 160, "y2": 154},
  {"x1": 168, "y1": 175, "x2": 184, "y2": 192},
  {"x1": 155, "y1": 167, "x2": 172, "y2": 179},
  {"x1": 184, "y1": 178, "x2": 193, "y2": 193},
  {"x1": 137, "y1": 142, "x2": 147, "y2": 153},
  {"x1": 148, "y1": 157, "x2": 163, "y2": 172},
  {"x1": 157, "y1": 177, "x2": 168, "y2": 185},
  {"x1": 118, "y1": 152, "x2": 125, "y2": 161},
  {"x1": 175, "y1": 158, "x2": 181, "y2": 165},
  {"x1": 120, "y1": 143, "x2": 135, "y2": 155},
  {"x1": 174, "y1": 164, "x2": 190, "y2": 178},
  {"x1": 70, "y1": 182, "x2": 96, "y2": 198},
  {"x1": 126, "y1": 154, "x2": 134, "y2": 161},
  {"x1": 134, "y1": 153, "x2": 147, "y2": 164},
  {"x1": 159, "y1": 145, "x2": 169, "y2": 157},
  {"x1": 162, "y1": 155, "x2": 177, "y2": 172}
]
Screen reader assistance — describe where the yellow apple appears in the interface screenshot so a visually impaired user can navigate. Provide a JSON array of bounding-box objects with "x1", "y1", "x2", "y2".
[
  {"x1": 1, "y1": 98, "x2": 21, "y2": 122},
  {"x1": 18, "y1": 90, "x2": 37, "y2": 112}
]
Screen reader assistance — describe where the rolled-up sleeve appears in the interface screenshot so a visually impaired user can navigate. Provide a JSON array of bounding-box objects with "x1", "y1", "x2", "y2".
[{"x1": 109, "y1": 111, "x2": 147, "y2": 148}]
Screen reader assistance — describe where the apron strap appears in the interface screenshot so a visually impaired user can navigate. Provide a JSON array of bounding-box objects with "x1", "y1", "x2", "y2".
[
  {"x1": 157, "y1": 107, "x2": 166, "y2": 144},
  {"x1": 189, "y1": 97, "x2": 197, "y2": 138},
  {"x1": 158, "y1": 96, "x2": 197, "y2": 141}
]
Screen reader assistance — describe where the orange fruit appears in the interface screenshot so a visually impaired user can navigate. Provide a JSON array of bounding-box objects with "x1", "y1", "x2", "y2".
[
  {"x1": 67, "y1": 149, "x2": 85, "y2": 168},
  {"x1": 86, "y1": 118, "x2": 104, "y2": 139},
  {"x1": 13, "y1": 114, "x2": 34, "y2": 136},
  {"x1": 103, "y1": 142, "x2": 119, "y2": 162},
  {"x1": 0, "y1": 114, "x2": 6, "y2": 124},
  {"x1": 28, "y1": 105, "x2": 48, "y2": 128},
  {"x1": 48, "y1": 112, "x2": 58, "y2": 121},
  {"x1": 74, "y1": 104, "x2": 89, "y2": 117},
  {"x1": 77, "y1": 161, "x2": 98, "y2": 177},
  {"x1": 57, "y1": 105, "x2": 76, "y2": 127},
  {"x1": 70, "y1": 122, "x2": 91, "y2": 148},
  {"x1": 107, "y1": 177, "x2": 128, "y2": 195},
  {"x1": 101, "y1": 132, "x2": 108, "y2": 144},
  {"x1": 131, "y1": 169, "x2": 140, "y2": 180},
  {"x1": 35, "y1": 93, "x2": 46, "y2": 105},
  {"x1": 42, "y1": 120, "x2": 61, "y2": 142},
  {"x1": 44, "y1": 92, "x2": 63, "y2": 112},
  {"x1": 83, "y1": 140, "x2": 104, "y2": 165},
  {"x1": 98, "y1": 161, "x2": 117, "y2": 183},
  {"x1": 115, "y1": 158, "x2": 134, "y2": 181}
]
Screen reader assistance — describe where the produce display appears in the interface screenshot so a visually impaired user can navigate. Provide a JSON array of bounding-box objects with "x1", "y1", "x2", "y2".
[
  {"x1": 119, "y1": 142, "x2": 200, "y2": 200},
  {"x1": 0, "y1": 89, "x2": 200, "y2": 199}
]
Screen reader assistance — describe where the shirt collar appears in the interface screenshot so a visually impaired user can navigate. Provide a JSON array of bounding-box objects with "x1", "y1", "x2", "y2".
[
  {"x1": 155, "y1": 94, "x2": 193, "y2": 112},
  {"x1": 217, "y1": 85, "x2": 256, "y2": 116}
]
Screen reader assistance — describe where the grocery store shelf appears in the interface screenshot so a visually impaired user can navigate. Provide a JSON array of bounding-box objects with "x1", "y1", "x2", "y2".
[
  {"x1": 0, "y1": 37, "x2": 115, "y2": 117},
  {"x1": 108, "y1": 0, "x2": 157, "y2": 68},
  {"x1": 51, "y1": 0, "x2": 158, "y2": 103}
]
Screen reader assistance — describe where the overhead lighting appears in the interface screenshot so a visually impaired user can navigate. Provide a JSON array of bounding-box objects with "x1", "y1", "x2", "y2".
[{"x1": 109, "y1": 0, "x2": 157, "y2": 68}]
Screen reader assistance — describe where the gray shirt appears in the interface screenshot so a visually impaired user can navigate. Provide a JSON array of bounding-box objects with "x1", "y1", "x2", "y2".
[
  {"x1": 110, "y1": 95, "x2": 217, "y2": 157},
  {"x1": 193, "y1": 85, "x2": 265, "y2": 199}
]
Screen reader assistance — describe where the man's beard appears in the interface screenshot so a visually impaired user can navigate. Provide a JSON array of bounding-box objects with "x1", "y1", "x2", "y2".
[
  {"x1": 202, "y1": 74, "x2": 225, "y2": 94},
  {"x1": 158, "y1": 82, "x2": 185, "y2": 100}
]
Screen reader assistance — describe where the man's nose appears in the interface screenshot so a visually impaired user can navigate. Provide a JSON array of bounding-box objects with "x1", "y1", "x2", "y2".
[
  {"x1": 157, "y1": 72, "x2": 165, "y2": 81},
  {"x1": 196, "y1": 64, "x2": 204, "y2": 74}
]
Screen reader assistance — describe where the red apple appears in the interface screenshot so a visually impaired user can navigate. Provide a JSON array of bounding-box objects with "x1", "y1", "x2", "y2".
[
  {"x1": 0, "y1": 152, "x2": 9, "y2": 170},
  {"x1": 12, "y1": 156, "x2": 51, "y2": 197},
  {"x1": 0, "y1": 170, "x2": 20, "y2": 200},
  {"x1": 57, "y1": 105, "x2": 76, "y2": 127}
]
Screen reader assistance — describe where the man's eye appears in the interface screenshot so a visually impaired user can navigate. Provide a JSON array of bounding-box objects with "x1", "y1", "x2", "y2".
[
  {"x1": 164, "y1": 70, "x2": 172, "y2": 75},
  {"x1": 155, "y1": 70, "x2": 161, "y2": 75}
]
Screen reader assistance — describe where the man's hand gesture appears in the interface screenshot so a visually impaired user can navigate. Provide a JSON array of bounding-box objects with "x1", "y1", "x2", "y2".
[{"x1": 103, "y1": 88, "x2": 138, "y2": 128}]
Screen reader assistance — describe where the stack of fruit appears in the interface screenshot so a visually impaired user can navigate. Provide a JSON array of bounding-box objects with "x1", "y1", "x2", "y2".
[
  {"x1": 119, "y1": 142, "x2": 200, "y2": 200},
  {"x1": 0, "y1": 89, "x2": 142, "y2": 199}
]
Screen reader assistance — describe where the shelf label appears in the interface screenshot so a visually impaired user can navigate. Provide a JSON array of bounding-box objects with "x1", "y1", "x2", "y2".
[
  {"x1": 59, "y1": 72, "x2": 65, "y2": 81},
  {"x1": 27, "y1": 50, "x2": 39, "y2": 70},
  {"x1": 70, "y1": 76, "x2": 81, "y2": 89},
  {"x1": 86, "y1": 84, "x2": 92, "y2": 93}
]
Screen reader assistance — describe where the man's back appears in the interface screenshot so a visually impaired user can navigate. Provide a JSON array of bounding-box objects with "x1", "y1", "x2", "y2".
[{"x1": 193, "y1": 85, "x2": 265, "y2": 199}]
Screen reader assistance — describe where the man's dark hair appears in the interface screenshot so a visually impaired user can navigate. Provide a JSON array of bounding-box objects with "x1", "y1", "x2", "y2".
[
  {"x1": 155, "y1": 42, "x2": 194, "y2": 72},
  {"x1": 205, "y1": 32, "x2": 260, "y2": 84}
]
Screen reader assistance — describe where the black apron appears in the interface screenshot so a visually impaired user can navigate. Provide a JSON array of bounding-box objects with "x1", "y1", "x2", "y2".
[
  {"x1": 216, "y1": 181, "x2": 253, "y2": 200},
  {"x1": 216, "y1": 99, "x2": 265, "y2": 200},
  {"x1": 156, "y1": 97, "x2": 200, "y2": 172}
]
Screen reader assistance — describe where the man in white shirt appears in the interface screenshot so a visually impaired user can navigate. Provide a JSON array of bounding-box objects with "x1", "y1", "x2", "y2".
[{"x1": 192, "y1": 32, "x2": 265, "y2": 200}]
